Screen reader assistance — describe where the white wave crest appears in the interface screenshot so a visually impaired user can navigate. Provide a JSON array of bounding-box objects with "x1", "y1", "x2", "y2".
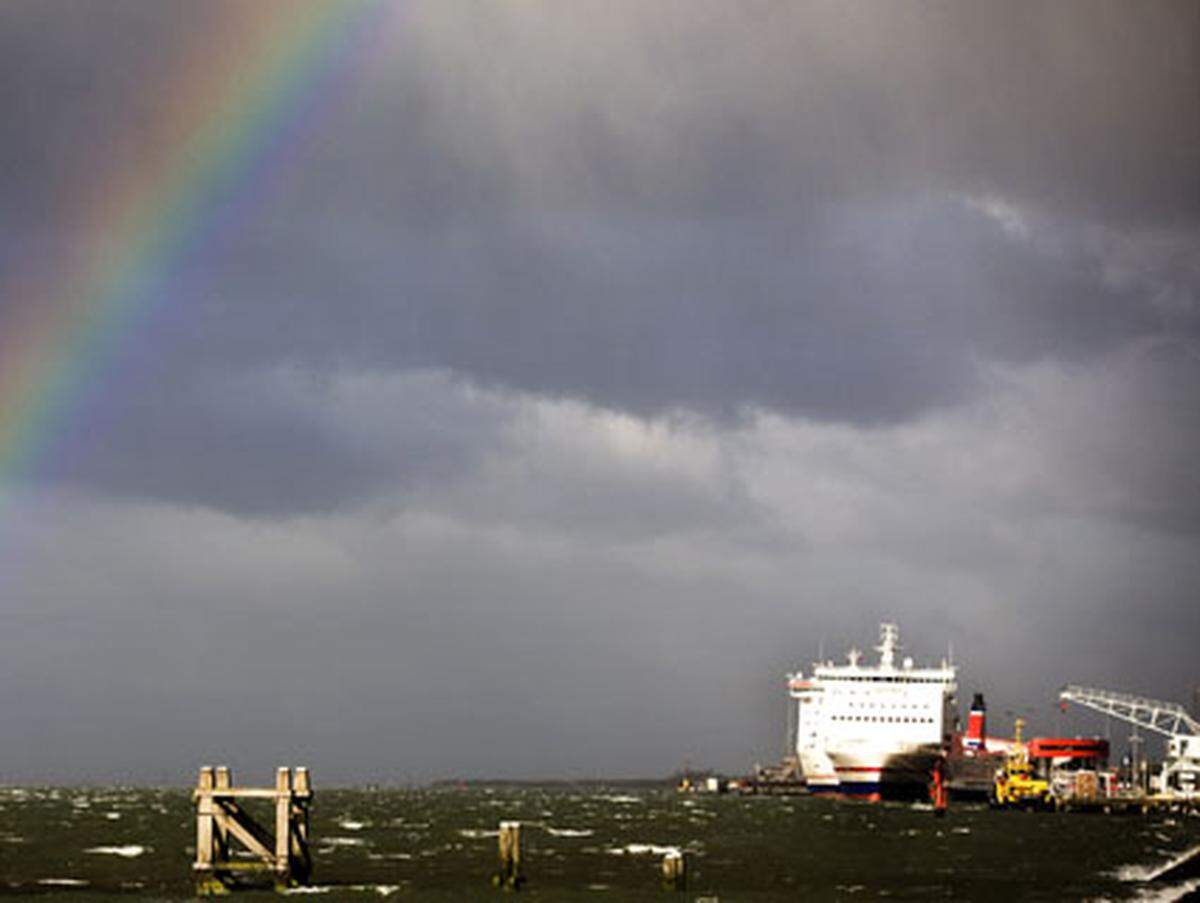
[
  {"x1": 85, "y1": 845, "x2": 148, "y2": 858},
  {"x1": 320, "y1": 836, "x2": 365, "y2": 847},
  {"x1": 608, "y1": 843, "x2": 681, "y2": 856},
  {"x1": 1116, "y1": 844, "x2": 1200, "y2": 883},
  {"x1": 458, "y1": 828, "x2": 500, "y2": 839},
  {"x1": 1126, "y1": 878, "x2": 1200, "y2": 902}
]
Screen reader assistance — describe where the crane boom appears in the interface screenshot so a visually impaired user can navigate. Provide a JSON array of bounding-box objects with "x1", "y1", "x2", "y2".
[{"x1": 1059, "y1": 685, "x2": 1200, "y2": 738}]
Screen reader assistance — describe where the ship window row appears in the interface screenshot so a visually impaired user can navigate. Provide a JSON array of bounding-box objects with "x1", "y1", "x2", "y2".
[
  {"x1": 846, "y1": 702, "x2": 930, "y2": 709},
  {"x1": 830, "y1": 715, "x2": 935, "y2": 724},
  {"x1": 819, "y1": 676, "x2": 947, "y2": 683}
]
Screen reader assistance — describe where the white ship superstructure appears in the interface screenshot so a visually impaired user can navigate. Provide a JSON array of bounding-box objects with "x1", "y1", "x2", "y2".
[{"x1": 787, "y1": 623, "x2": 958, "y2": 797}]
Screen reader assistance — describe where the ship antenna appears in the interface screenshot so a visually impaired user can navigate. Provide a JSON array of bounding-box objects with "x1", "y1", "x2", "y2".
[{"x1": 877, "y1": 622, "x2": 899, "y2": 668}]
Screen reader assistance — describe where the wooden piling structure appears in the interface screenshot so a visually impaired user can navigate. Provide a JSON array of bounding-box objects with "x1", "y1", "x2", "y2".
[
  {"x1": 661, "y1": 850, "x2": 688, "y2": 891},
  {"x1": 493, "y1": 820, "x2": 525, "y2": 890},
  {"x1": 193, "y1": 765, "x2": 313, "y2": 895}
]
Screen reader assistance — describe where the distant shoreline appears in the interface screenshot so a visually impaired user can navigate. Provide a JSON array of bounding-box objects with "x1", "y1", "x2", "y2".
[
  {"x1": 427, "y1": 776, "x2": 679, "y2": 789},
  {"x1": 0, "y1": 779, "x2": 677, "y2": 790}
]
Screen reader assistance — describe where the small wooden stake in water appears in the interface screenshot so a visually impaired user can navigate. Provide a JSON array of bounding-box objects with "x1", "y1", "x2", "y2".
[
  {"x1": 493, "y1": 820, "x2": 525, "y2": 890},
  {"x1": 661, "y1": 850, "x2": 687, "y2": 891}
]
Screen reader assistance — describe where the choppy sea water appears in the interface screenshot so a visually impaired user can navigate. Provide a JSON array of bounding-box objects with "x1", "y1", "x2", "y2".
[{"x1": 1, "y1": 786, "x2": 1198, "y2": 900}]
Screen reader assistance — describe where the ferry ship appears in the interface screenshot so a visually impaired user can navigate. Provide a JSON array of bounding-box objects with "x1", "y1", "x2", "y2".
[{"x1": 788, "y1": 623, "x2": 958, "y2": 798}]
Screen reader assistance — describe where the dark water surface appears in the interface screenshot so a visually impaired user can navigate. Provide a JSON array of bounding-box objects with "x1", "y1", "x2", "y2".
[{"x1": 1, "y1": 786, "x2": 1197, "y2": 900}]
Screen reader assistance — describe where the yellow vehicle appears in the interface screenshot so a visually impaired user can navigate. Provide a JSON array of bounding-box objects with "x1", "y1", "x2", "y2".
[{"x1": 990, "y1": 719, "x2": 1055, "y2": 810}]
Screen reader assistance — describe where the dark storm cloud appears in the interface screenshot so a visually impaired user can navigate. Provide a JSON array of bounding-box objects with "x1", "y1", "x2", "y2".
[
  {"x1": 394, "y1": 0, "x2": 1200, "y2": 224},
  {"x1": 1032, "y1": 340, "x2": 1200, "y2": 535},
  {"x1": 4, "y1": 1, "x2": 1197, "y2": 346},
  {"x1": 7, "y1": 0, "x2": 1199, "y2": 226},
  {"x1": 46, "y1": 363, "x2": 511, "y2": 517},
  {"x1": 168, "y1": 196, "x2": 1180, "y2": 420},
  {"x1": 1, "y1": 0, "x2": 1195, "y2": 513},
  {"x1": 2, "y1": 1, "x2": 1199, "y2": 783}
]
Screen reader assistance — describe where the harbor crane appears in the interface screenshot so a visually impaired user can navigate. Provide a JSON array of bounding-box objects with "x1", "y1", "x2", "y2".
[{"x1": 1059, "y1": 685, "x2": 1200, "y2": 798}]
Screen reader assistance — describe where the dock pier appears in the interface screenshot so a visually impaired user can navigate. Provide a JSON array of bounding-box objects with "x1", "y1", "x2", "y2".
[
  {"x1": 1055, "y1": 794, "x2": 1200, "y2": 815},
  {"x1": 193, "y1": 765, "x2": 312, "y2": 895}
]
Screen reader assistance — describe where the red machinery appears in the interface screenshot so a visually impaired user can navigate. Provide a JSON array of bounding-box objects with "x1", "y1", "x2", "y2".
[{"x1": 1027, "y1": 737, "x2": 1109, "y2": 764}]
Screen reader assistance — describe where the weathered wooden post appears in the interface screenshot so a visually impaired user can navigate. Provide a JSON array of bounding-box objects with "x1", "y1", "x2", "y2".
[
  {"x1": 290, "y1": 767, "x2": 313, "y2": 883},
  {"x1": 194, "y1": 767, "x2": 218, "y2": 894},
  {"x1": 493, "y1": 820, "x2": 525, "y2": 890},
  {"x1": 214, "y1": 766, "x2": 232, "y2": 862},
  {"x1": 661, "y1": 850, "x2": 688, "y2": 891},
  {"x1": 273, "y1": 767, "x2": 292, "y2": 890}
]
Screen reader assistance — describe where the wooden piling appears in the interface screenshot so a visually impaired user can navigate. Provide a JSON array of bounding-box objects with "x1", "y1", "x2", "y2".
[
  {"x1": 493, "y1": 820, "x2": 525, "y2": 890},
  {"x1": 274, "y1": 767, "x2": 291, "y2": 884},
  {"x1": 195, "y1": 767, "x2": 215, "y2": 884},
  {"x1": 214, "y1": 767, "x2": 231, "y2": 862},
  {"x1": 290, "y1": 767, "x2": 313, "y2": 883},
  {"x1": 193, "y1": 765, "x2": 313, "y2": 895},
  {"x1": 661, "y1": 850, "x2": 688, "y2": 891}
]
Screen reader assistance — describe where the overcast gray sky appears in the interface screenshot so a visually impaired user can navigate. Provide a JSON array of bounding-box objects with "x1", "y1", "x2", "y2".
[{"x1": 1, "y1": 0, "x2": 1198, "y2": 783}]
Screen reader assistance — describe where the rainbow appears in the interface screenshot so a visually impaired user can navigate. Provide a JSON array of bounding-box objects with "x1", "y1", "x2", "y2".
[{"x1": 0, "y1": 0, "x2": 387, "y2": 509}]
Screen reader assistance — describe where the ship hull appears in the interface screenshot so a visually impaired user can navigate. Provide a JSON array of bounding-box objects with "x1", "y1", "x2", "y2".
[
  {"x1": 825, "y1": 746, "x2": 943, "y2": 799},
  {"x1": 799, "y1": 748, "x2": 840, "y2": 792},
  {"x1": 945, "y1": 751, "x2": 1005, "y2": 800}
]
